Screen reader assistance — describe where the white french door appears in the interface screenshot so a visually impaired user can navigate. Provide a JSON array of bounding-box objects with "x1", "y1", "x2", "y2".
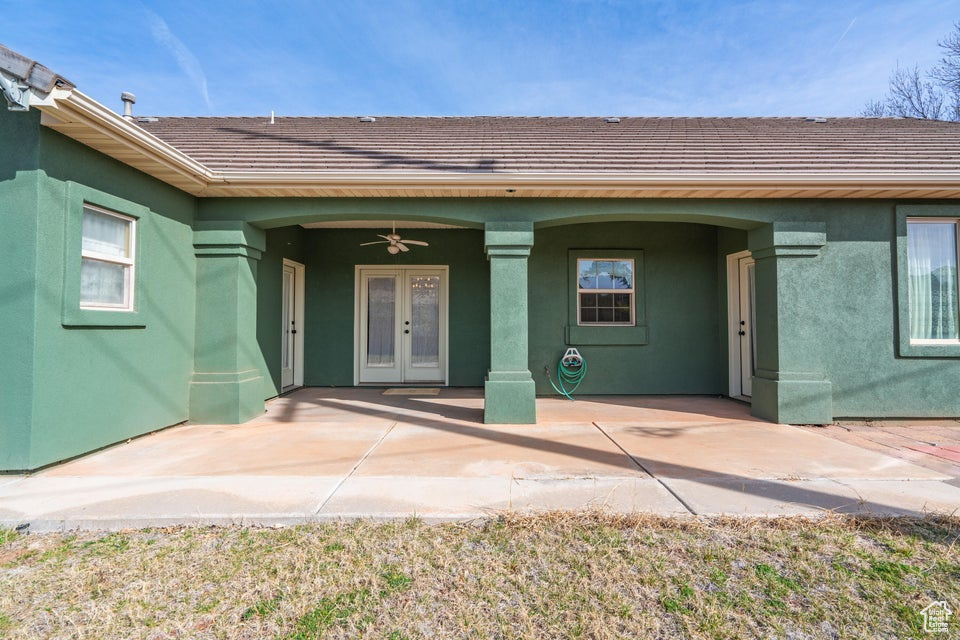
[
  {"x1": 281, "y1": 259, "x2": 305, "y2": 391},
  {"x1": 356, "y1": 266, "x2": 448, "y2": 384},
  {"x1": 727, "y1": 251, "x2": 756, "y2": 399}
]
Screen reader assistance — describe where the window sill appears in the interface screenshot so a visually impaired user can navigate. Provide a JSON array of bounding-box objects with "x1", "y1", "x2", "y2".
[
  {"x1": 566, "y1": 324, "x2": 648, "y2": 346},
  {"x1": 899, "y1": 339, "x2": 960, "y2": 358},
  {"x1": 62, "y1": 307, "x2": 145, "y2": 328}
]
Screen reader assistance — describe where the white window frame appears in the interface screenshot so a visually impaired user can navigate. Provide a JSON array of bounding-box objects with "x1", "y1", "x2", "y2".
[
  {"x1": 80, "y1": 204, "x2": 136, "y2": 311},
  {"x1": 576, "y1": 257, "x2": 635, "y2": 327},
  {"x1": 906, "y1": 217, "x2": 960, "y2": 345}
]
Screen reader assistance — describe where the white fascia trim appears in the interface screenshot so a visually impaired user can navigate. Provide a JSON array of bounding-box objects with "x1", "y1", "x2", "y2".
[
  {"x1": 216, "y1": 170, "x2": 960, "y2": 189},
  {"x1": 37, "y1": 89, "x2": 213, "y2": 187}
]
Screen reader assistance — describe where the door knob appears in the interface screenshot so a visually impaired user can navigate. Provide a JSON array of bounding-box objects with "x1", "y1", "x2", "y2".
[
  {"x1": 738, "y1": 330, "x2": 746, "y2": 336},
  {"x1": 404, "y1": 329, "x2": 410, "y2": 334}
]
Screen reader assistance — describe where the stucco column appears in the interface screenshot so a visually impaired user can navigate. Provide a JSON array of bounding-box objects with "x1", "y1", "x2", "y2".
[
  {"x1": 189, "y1": 221, "x2": 266, "y2": 423},
  {"x1": 484, "y1": 222, "x2": 536, "y2": 423},
  {"x1": 749, "y1": 221, "x2": 832, "y2": 424}
]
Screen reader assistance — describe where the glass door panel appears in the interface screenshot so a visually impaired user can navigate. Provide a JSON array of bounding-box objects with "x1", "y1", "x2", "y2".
[
  {"x1": 410, "y1": 276, "x2": 440, "y2": 367},
  {"x1": 281, "y1": 266, "x2": 294, "y2": 388},
  {"x1": 366, "y1": 277, "x2": 397, "y2": 367},
  {"x1": 738, "y1": 257, "x2": 756, "y2": 397},
  {"x1": 358, "y1": 272, "x2": 402, "y2": 383},
  {"x1": 403, "y1": 270, "x2": 445, "y2": 382}
]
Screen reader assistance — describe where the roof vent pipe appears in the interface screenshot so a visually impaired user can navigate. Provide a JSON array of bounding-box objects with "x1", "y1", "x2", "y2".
[{"x1": 120, "y1": 92, "x2": 136, "y2": 121}]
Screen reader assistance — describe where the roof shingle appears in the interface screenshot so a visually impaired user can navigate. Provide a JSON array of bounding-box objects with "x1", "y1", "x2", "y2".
[{"x1": 136, "y1": 116, "x2": 960, "y2": 175}]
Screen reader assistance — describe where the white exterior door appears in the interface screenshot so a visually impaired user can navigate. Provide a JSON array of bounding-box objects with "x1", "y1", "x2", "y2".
[
  {"x1": 357, "y1": 266, "x2": 447, "y2": 384},
  {"x1": 727, "y1": 251, "x2": 756, "y2": 399},
  {"x1": 738, "y1": 256, "x2": 757, "y2": 397},
  {"x1": 281, "y1": 259, "x2": 305, "y2": 391}
]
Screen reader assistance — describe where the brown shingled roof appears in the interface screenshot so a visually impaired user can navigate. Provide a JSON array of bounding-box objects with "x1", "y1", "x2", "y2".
[{"x1": 136, "y1": 116, "x2": 960, "y2": 175}]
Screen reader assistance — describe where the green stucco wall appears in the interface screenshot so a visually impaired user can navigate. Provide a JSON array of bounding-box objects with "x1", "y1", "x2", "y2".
[
  {"x1": 529, "y1": 222, "x2": 725, "y2": 395},
  {"x1": 0, "y1": 109, "x2": 41, "y2": 469},
  {"x1": 805, "y1": 205, "x2": 960, "y2": 417},
  {"x1": 0, "y1": 109, "x2": 198, "y2": 470},
  {"x1": 295, "y1": 228, "x2": 490, "y2": 388},
  {"x1": 30, "y1": 128, "x2": 197, "y2": 469},
  {"x1": 256, "y1": 225, "x2": 307, "y2": 398}
]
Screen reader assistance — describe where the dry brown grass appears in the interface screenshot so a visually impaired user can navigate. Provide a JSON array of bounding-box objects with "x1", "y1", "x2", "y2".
[{"x1": 1, "y1": 513, "x2": 958, "y2": 639}]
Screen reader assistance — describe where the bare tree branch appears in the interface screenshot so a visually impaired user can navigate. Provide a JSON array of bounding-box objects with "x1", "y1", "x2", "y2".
[
  {"x1": 930, "y1": 21, "x2": 960, "y2": 93},
  {"x1": 860, "y1": 99, "x2": 887, "y2": 117},
  {"x1": 886, "y1": 65, "x2": 944, "y2": 119},
  {"x1": 864, "y1": 23, "x2": 960, "y2": 121}
]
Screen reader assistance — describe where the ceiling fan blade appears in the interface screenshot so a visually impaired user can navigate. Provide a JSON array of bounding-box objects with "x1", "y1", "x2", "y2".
[
  {"x1": 402, "y1": 240, "x2": 429, "y2": 246},
  {"x1": 377, "y1": 235, "x2": 393, "y2": 241},
  {"x1": 396, "y1": 242, "x2": 410, "y2": 252},
  {"x1": 359, "y1": 241, "x2": 389, "y2": 246}
]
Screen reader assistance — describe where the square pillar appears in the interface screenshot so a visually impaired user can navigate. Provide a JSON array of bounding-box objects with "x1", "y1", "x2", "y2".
[
  {"x1": 484, "y1": 222, "x2": 536, "y2": 423},
  {"x1": 189, "y1": 222, "x2": 266, "y2": 424},
  {"x1": 749, "y1": 222, "x2": 833, "y2": 424}
]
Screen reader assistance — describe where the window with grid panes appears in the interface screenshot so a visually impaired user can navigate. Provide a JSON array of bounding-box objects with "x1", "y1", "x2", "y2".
[{"x1": 576, "y1": 258, "x2": 634, "y2": 325}]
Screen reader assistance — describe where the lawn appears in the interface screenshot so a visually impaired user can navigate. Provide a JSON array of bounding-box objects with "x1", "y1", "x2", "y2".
[{"x1": 1, "y1": 514, "x2": 958, "y2": 639}]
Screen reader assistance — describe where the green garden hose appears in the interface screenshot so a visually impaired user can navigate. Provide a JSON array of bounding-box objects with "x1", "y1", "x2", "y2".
[{"x1": 549, "y1": 349, "x2": 587, "y2": 400}]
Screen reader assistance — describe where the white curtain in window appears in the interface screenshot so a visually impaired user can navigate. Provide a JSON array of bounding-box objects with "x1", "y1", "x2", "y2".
[
  {"x1": 410, "y1": 276, "x2": 439, "y2": 367},
  {"x1": 281, "y1": 271, "x2": 292, "y2": 369},
  {"x1": 82, "y1": 209, "x2": 129, "y2": 258},
  {"x1": 80, "y1": 259, "x2": 126, "y2": 305},
  {"x1": 367, "y1": 277, "x2": 396, "y2": 366},
  {"x1": 908, "y1": 222, "x2": 959, "y2": 340}
]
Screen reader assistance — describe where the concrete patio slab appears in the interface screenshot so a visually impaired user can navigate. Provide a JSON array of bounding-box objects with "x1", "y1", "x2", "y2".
[
  {"x1": 318, "y1": 476, "x2": 687, "y2": 519},
  {"x1": 0, "y1": 476, "x2": 341, "y2": 531},
  {"x1": 658, "y1": 477, "x2": 960, "y2": 517},
  {"x1": 255, "y1": 388, "x2": 485, "y2": 426},
  {"x1": 355, "y1": 421, "x2": 641, "y2": 478},
  {"x1": 507, "y1": 477, "x2": 687, "y2": 514},
  {"x1": 317, "y1": 476, "x2": 514, "y2": 519},
  {"x1": 831, "y1": 479, "x2": 960, "y2": 516},
  {"x1": 658, "y1": 478, "x2": 861, "y2": 516},
  {"x1": 536, "y1": 395, "x2": 752, "y2": 424},
  {"x1": 0, "y1": 476, "x2": 24, "y2": 489},
  {"x1": 2, "y1": 390, "x2": 958, "y2": 529},
  {"x1": 40, "y1": 421, "x2": 394, "y2": 477},
  {"x1": 597, "y1": 420, "x2": 948, "y2": 481},
  {"x1": 801, "y1": 421, "x2": 960, "y2": 476}
]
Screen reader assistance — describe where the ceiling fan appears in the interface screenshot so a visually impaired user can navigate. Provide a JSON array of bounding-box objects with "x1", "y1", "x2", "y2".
[{"x1": 360, "y1": 223, "x2": 429, "y2": 254}]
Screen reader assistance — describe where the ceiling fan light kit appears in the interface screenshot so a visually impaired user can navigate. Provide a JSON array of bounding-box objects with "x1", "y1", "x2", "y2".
[{"x1": 360, "y1": 223, "x2": 429, "y2": 254}]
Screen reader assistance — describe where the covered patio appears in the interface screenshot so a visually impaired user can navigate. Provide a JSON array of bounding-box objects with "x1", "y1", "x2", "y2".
[{"x1": 1, "y1": 389, "x2": 958, "y2": 530}]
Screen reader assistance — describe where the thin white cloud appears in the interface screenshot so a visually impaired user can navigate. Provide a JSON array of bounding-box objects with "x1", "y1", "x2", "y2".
[
  {"x1": 828, "y1": 17, "x2": 858, "y2": 55},
  {"x1": 146, "y1": 10, "x2": 213, "y2": 110}
]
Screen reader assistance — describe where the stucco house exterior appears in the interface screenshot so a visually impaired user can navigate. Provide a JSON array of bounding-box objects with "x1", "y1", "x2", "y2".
[{"x1": 3, "y1": 45, "x2": 960, "y2": 472}]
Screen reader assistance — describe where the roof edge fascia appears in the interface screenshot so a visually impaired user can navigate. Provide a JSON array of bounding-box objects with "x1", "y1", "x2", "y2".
[
  {"x1": 216, "y1": 170, "x2": 960, "y2": 187},
  {"x1": 35, "y1": 89, "x2": 213, "y2": 187}
]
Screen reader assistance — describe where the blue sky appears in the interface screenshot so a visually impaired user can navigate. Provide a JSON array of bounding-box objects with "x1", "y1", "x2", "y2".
[{"x1": 1, "y1": 0, "x2": 956, "y2": 117}]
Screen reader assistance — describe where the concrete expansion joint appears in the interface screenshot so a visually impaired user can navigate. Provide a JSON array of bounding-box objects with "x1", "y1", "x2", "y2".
[
  {"x1": 313, "y1": 421, "x2": 397, "y2": 515},
  {"x1": 590, "y1": 421, "x2": 697, "y2": 515}
]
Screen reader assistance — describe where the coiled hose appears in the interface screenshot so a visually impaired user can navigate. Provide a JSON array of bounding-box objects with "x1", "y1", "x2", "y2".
[{"x1": 548, "y1": 354, "x2": 587, "y2": 401}]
